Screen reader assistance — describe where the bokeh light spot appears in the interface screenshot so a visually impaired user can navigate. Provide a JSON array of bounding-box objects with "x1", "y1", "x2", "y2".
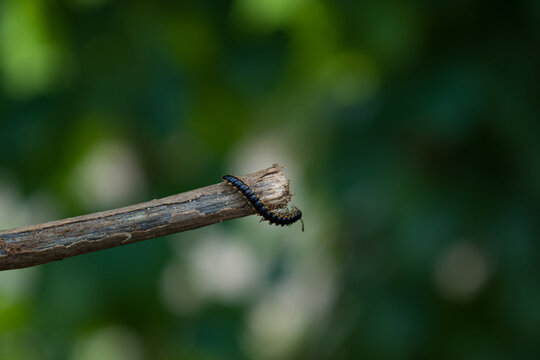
[
  {"x1": 434, "y1": 240, "x2": 491, "y2": 302},
  {"x1": 71, "y1": 326, "x2": 144, "y2": 360},
  {"x1": 186, "y1": 236, "x2": 261, "y2": 304},
  {"x1": 0, "y1": 0, "x2": 67, "y2": 98},
  {"x1": 234, "y1": 0, "x2": 309, "y2": 30},
  {"x1": 68, "y1": 140, "x2": 147, "y2": 210}
]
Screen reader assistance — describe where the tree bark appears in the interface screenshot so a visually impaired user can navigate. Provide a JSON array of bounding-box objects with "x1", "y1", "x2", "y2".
[{"x1": 0, "y1": 164, "x2": 291, "y2": 271}]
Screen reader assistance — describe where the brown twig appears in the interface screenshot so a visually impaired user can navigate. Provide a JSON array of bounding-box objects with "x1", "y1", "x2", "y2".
[{"x1": 0, "y1": 164, "x2": 291, "y2": 271}]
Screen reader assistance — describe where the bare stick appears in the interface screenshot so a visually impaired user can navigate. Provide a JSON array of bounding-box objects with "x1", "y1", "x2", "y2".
[{"x1": 0, "y1": 164, "x2": 292, "y2": 271}]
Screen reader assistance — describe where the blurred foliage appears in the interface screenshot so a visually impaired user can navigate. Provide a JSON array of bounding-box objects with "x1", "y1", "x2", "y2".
[{"x1": 1, "y1": 0, "x2": 540, "y2": 359}]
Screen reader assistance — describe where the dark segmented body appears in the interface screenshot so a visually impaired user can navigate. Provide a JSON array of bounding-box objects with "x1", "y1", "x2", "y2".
[{"x1": 222, "y1": 174, "x2": 304, "y2": 231}]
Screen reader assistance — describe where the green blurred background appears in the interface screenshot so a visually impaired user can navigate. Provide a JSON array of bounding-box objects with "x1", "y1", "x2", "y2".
[{"x1": 1, "y1": 0, "x2": 540, "y2": 359}]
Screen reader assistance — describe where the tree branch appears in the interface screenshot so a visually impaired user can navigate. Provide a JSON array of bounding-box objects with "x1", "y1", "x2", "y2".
[{"x1": 0, "y1": 164, "x2": 292, "y2": 271}]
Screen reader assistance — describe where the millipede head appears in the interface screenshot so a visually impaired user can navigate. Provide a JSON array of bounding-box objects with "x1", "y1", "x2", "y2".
[{"x1": 291, "y1": 205, "x2": 303, "y2": 232}]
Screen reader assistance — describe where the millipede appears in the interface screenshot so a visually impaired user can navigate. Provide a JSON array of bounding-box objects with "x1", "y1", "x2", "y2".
[{"x1": 222, "y1": 174, "x2": 304, "y2": 231}]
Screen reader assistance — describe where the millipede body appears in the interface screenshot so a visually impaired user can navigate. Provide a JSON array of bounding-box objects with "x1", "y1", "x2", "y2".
[{"x1": 222, "y1": 174, "x2": 304, "y2": 231}]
